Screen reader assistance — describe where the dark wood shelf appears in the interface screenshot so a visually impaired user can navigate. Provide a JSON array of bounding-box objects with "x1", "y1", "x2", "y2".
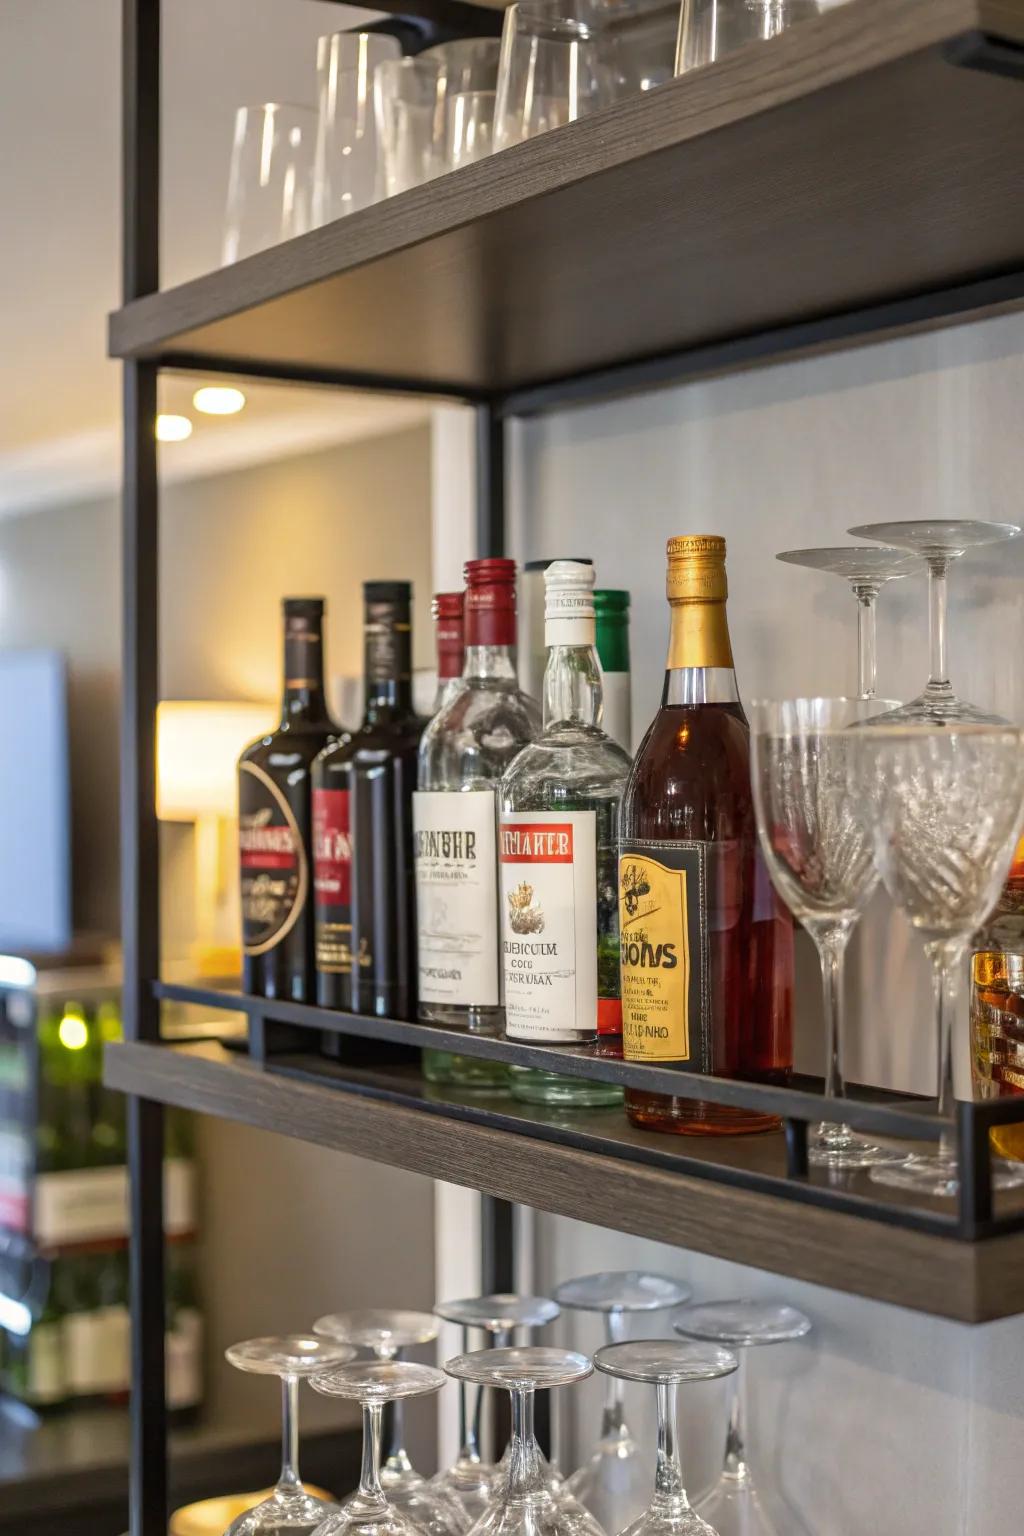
[
  {"x1": 108, "y1": 0, "x2": 1024, "y2": 403},
  {"x1": 105, "y1": 1040, "x2": 1024, "y2": 1323}
]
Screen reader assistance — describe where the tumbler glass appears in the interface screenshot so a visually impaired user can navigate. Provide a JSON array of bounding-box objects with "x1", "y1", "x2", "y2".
[
  {"x1": 314, "y1": 30, "x2": 400, "y2": 223},
  {"x1": 493, "y1": 1, "x2": 612, "y2": 150},
  {"x1": 374, "y1": 57, "x2": 444, "y2": 197},
  {"x1": 222, "y1": 103, "x2": 317, "y2": 264}
]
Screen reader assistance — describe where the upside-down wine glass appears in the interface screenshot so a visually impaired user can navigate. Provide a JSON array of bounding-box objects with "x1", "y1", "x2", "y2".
[
  {"x1": 593, "y1": 1340, "x2": 738, "y2": 1536},
  {"x1": 775, "y1": 547, "x2": 923, "y2": 699},
  {"x1": 223, "y1": 1335, "x2": 356, "y2": 1535},
  {"x1": 443, "y1": 1347, "x2": 606, "y2": 1536},
  {"x1": 848, "y1": 723, "x2": 1024, "y2": 1196},
  {"x1": 433, "y1": 1294, "x2": 561, "y2": 1518},
  {"x1": 750, "y1": 697, "x2": 908, "y2": 1169},
  {"x1": 309, "y1": 1360, "x2": 450, "y2": 1536},
  {"x1": 553, "y1": 1273, "x2": 692, "y2": 1533},
  {"x1": 672, "y1": 1301, "x2": 811, "y2": 1536},
  {"x1": 849, "y1": 519, "x2": 1021, "y2": 722},
  {"x1": 314, "y1": 1310, "x2": 468, "y2": 1536}
]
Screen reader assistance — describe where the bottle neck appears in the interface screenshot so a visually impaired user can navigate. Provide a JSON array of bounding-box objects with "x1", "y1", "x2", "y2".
[
  {"x1": 282, "y1": 619, "x2": 330, "y2": 723},
  {"x1": 543, "y1": 644, "x2": 603, "y2": 730},
  {"x1": 464, "y1": 644, "x2": 518, "y2": 682},
  {"x1": 663, "y1": 598, "x2": 739, "y2": 706},
  {"x1": 364, "y1": 605, "x2": 413, "y2": 723},
  {"x1": 596, "y1": 618, "x2": 629, "y2": 675}
]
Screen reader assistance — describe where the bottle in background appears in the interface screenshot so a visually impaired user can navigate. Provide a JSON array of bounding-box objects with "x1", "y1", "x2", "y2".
[
  {"x1": 499, "y1": 561, "x2": 631, "y2": 1107},
  {"x1": 594, "y1": 589, "x2": 632, "y2": 753},
  {"x1": 416, "y1": 558, "x2": 540, "y2": 1090},
  {"x1": 619, "y1": 536, "x2": 793, "y2": 1134},
  {"x1": 239, "y1": 598, "x2": 338, "y2": 1002},
  {"x1": 519, "y1": 557, "x2": 592, "y2": 703},
  {"x1": 971, "y1": 835, "x2": 1024, "y2": 1160}
]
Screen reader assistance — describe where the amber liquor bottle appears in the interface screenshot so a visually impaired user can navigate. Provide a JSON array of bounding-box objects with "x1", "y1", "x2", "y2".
[
  {"x1": 313, "y1": 582, "x2": 422, "y2": 1020},
  {"x1": 239, "y1": 598, "x2": 338, "y2": 1002},
  {"x1": 619, "y1": 536, "x2": 793, "y2": 1134}
]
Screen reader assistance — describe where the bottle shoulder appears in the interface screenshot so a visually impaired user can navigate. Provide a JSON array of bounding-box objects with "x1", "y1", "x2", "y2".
[
  {"x1": 241, "y1": 720, "x2": 339, "y2": 773},
  {"x1": 314, "y1": 715, "x2": 420, "y2": 778},
  {"x1": 622, "y1": 702, "x2": 752, "y2": 838},
  {"x1": 419, "y1": 678, "x2": 541, "y2": 790},
  {"x1": 500, "y1": 725, "x2": 631, "y2": 811}
]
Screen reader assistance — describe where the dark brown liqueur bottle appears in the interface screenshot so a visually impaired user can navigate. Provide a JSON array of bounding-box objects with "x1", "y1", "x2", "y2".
[
  {"x1": 239, "y1": 598, "x2": 338, "y2": 1002},
  {"x1": 313, "y1": 583, "x2": 422, "y2": 1020},
  {"x1": 619, "y1": 537, "x2": 793, "y2": 1134}
]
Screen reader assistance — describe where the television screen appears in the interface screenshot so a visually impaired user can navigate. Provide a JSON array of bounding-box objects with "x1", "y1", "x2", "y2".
[{"x1": 0, "y1": 651, "x2": 71, "y2": 954}]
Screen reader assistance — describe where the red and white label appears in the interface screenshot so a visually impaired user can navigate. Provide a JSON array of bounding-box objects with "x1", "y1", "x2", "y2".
[{"x1": 312, "y1": 788, "x2": 352, "y2": 908}]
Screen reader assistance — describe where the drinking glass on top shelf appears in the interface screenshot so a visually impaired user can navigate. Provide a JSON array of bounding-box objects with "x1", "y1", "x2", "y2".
[
  {"x1": 445, "y1": 91, "x2": 496, "y2": 169},
  {"x1": 775, "y1": 546, "x2": 922, "y2": 698},
  {"x1": 222, "y1": 104, "x2": 317, "y2": 265},
  {"x1": 849, "y1": 519, "x2": 1021, "y2": 723},
  {"x1": 493, "y1": 1, "x2": 613, "y2": 150},
  {"x1": 374, "y1": 57, "x2": 445, "y2": 197},
  {"x1": 676, "y1": 0, "x2": 822, "y2": 74},
  {"x1": 313, "y1": 31, "x2": 400, "y2": 225},
  {"x1": 223, "y1": 1335, "x2": 356, "y2": 1535},
  {"x1": 554, "y1": 1272, "x2": 692, "y2": 1534}
]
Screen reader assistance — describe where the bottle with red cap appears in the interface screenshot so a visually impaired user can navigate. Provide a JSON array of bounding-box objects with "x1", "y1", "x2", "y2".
[
  {"x1": 414, "y1": 558, "x2": 541, "y2": 1077},
  {"x1": 430, "y1": 592, "x2": 466, "y2": 715}
]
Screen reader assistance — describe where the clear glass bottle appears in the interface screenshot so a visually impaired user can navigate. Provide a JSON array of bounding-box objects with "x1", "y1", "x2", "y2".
[
  {"x1": 415, "y1": 559, "x2": 540, "y2": 1091},
  {"x1": 499, "y1": 561, "x2": 631, "y2": 1108},
  {"x1": 422, "y1": 592, "x2": 465, "y2": 1086}
]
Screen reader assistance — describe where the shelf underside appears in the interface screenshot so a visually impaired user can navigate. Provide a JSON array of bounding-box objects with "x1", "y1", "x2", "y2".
[
  {"x1": 106, "y1": 1038, "x2": 1024, "y2": 1323},
  {"x1": 109, "y1": 0, "x2": 1024, "y2": 402}
]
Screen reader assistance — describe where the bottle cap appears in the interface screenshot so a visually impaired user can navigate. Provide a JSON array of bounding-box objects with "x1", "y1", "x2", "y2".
[
  {"x1": 364, "y1": 581, "x2": 412, "y2": 606},
  {"x1": 544, "y1": 560, "x2": 596, "y2": 647},
  {"x1": 465, "y1": 558, "x2": 517, "y2": 647},
  {"x1": 283, "y1": 596, "x2": 325, "y2": 617},
  {"x1": 594, "y1": 589, "x2": 630, "y2": 619},
  {"x1": 666, "y1": 535, "x2": 727, "y2": 603},
  {"x1": 432, "y1": 592, "x2": 465, "y2": 680}
]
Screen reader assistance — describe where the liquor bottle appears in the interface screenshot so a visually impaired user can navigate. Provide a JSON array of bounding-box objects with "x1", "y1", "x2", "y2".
[
  {"x1": 499, "y1": 561, "x2": 631, "y2": 1107},
  {"x1": 239, "y1": 598, "x2": 338, "y2": 1002},
  {"x1": 91, "y1": 999, "x2": 126, "y2": 1166},
  {"x1": 415, "y1": 559, "x2": 540, "y2": 1088},
  {"x1": 619, "y1": 536, "x2": 793, "y2": 1134},
  {"x1": 594, "y1": 589, "x2": 632, "y2": 753},
  {"x1": 313, "y1": 583, "x2": 421, "y2": 1022},
  {"x1": 422, "y1": 594, "x2": 465, "y2": 1087},
  {"x1": 971, "y1": 835, "x2": 1024, "y2": 1160},
  {"x1": 520, "y1": 557, "x2": 592, "y2": 703}
]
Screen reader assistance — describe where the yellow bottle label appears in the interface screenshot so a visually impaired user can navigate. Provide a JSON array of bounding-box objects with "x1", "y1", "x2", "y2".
[{"x1": 619, "y1": 841, "x2": 708, "y2": 1066}]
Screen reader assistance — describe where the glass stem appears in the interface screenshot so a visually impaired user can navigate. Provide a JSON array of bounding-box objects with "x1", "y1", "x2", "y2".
[
  {"x1": 925, "y1": 555, "x2": 952, "y2": 700},
  {"x1": 461, "y1": 1324, "x2": 482, "y2": 1465},
  {"x1": 852, "y1": 583, "x2": 878, "y2": 699},
  {"x1": 377, "y1": 1345, "x2": 412, "y2": 1476},
  {"x1": 721, "y1": 1352, "x2": 751, "y2": 1484},
  {"x1": 654, "y1": 1381, "x2": 690, "y2": 1513},
  {"x1": 278, "y1": 1374, "x2": 301, "y2": 1494},
  {"x1": 360, "y1": 1401, "x2": 386, "y2": 1500},
  {"x1": 508, "y1": 1388, "x2": 541, "y2": 1498},
  {"x1": 812, "y1": 921, "x2": 852, "y2": 1138},
  {"x1": 600, "y1": 1310, "x2": 627, "y2": 1440},
  {"x1": 928, "y1": 938, "x2": 966, "y2": 1161}
]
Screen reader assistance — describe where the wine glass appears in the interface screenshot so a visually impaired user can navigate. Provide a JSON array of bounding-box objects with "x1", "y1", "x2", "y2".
[
  {"x1": 309, "y1": 1360, "x2": 452, "y2": 1536},
  {"x1": 223, "y1": 1335, "x2": 356, "y2": 1535},
  {"x1": 671, "y1": 1301, "x2": 811, "y2": 1536},
  {"x1": 433, "y1": 1294, "x2": 561, "y2": 1518},
  {"x1": 593, "y1": 1340, "x2": 738, "y2": 1536},
  {"x1": 849, "y1": 520, "x2": 1021, "y2": 723},
  {"x1": 750, "y1": 697, "x2": 908, "y2": 1169},
  {"x1": 848, "y1": 723, "x2": 1024, "y2": 1196},
  {"x1": 775, "y1": 547, "x2": 923, "y2": 698},
  {"x1": 313, "y1": 1311, "x2": 469, "y2": 1536},
  {"x1": 443, "y1": 1346, "x2": 605, "y2": 1536},
  {"x1": 553, "y1": 1273, "x2": 693, "y2": 1533}
]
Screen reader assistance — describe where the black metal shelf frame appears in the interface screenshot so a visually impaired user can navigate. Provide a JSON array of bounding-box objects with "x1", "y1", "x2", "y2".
[{"x1": 117, "y1": 2, "x2": 1024, "y2": 1532}]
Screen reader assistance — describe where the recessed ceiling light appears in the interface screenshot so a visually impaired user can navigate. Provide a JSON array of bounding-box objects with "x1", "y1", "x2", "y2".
[
  {"x1": 193, "y1": 385, "x2": 246, "y2": 416},
  {"x1": 156, "y1": 413, "x2": 193, "y2": 442}
]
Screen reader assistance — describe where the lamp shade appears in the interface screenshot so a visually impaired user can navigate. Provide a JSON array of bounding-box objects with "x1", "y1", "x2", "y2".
[{"x1": 156, "y1": 700, "x2": 276, "y2": 821}]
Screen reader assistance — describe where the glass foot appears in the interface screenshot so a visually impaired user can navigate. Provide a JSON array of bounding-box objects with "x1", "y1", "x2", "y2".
[
  {"x1": 696, "y1": 1475, "x2": 782, "y2": 1536},
  {"x1": 871, "y1": 1151, "x2": 1024, "y2": 1198},
  {"x1": 868, "y1": 692, "x2": 1008, "y2": 727},
  {"x1": 808, "y1": 1122, "x2": 908, "y2": 1170}
]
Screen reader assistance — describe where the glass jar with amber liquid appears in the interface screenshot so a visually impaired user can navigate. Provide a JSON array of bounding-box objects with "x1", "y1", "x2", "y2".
[
  {"x1": 618, "y1": 536, "x2": 793, "y2": 1134},
  {"x1": 971, "y1": 836, "x2": 1024, "y2": 1161}
]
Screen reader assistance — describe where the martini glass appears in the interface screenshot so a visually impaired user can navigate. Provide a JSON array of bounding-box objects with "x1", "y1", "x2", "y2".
[
  {"x1": 443, "y1": 1347, "x2": 605, "y2": 1536},
  {"x1": 775, "y1": 546, "x2": 922, "y2": 699},
  {"x1": 313, "y1": 1311, "x2": 469, "y2": 1536},
  {"x1": 848, "y1": 520, "x2": 1020, "y2": 722},
  {"x1": 593, "y1": 1340, "x2": 738, "y2": 1536},
  {"x1": 309, "y1": 1361, "x2": 452, "y2": 1536},
  {"x1": 433, "y1": 1294, "x2": 561, "y2": 1518},
  {"x1": 671, "y1": 1301, "x2": 811, "y2": 1536},
  {"x1": 223, "y1": 1335, "x2": 357, "y2": 1535},
  {"x1": 553, "y1": 1273, "x2": 692, "y2": 1533}
]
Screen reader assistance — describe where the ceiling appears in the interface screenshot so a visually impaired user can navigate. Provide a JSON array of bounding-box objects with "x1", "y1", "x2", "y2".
[{"x1": 0, "y1": 0, "x2": 427, "y2": 515}]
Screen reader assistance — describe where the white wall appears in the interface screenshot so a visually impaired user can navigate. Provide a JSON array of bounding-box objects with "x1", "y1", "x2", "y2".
[{"x1": 505, "y1": 310, "x2": 1024, "y2": 1535}]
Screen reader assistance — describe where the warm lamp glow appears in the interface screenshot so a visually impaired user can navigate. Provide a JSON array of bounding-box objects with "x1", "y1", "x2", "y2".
[
  {"x1": 193, "y1": 386, "x2": 246, "y2": 416},
  {"x1": 156, "y1": 413, "x2": 193, "y2": 442},
  {"x1": 157, "y1": 701, "x2": 276, "y2": 821}
]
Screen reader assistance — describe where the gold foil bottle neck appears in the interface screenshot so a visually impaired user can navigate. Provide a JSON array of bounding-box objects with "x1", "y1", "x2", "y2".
[{"x1": 666, "y1": 535, "x2": 728, "y2": 604}]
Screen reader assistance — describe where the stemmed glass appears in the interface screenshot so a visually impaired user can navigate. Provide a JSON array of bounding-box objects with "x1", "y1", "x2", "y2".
[
  {"x1": 671, "y1": 1301, "x2": 811, "y2": 1536},
  {"x1": 223, "y1": 1335, "x2": 356, "y2": 1535},
  {"x1": 313, "y1": 1310, "x2": 468, "y2": 1536},
  {"x1": 750, "y1": 697, "x2": 908, "y2": 1169},
  {"x1": 849, "y1": 520, "x2": 1021, "y2": 723},
  {"x1": 775, "y1": 547, "x2": 923, "y2": 698},
  {"x1": 593, "y1": 1340, "x2": 738, "y2": 1536},
  {"x1": 309, "y1": 1360, "x2": 450, "y2": 1536},
  {"x1": 553, "y1": 1273, "x2": 693, "y2": 1533},
  {"x1": 433, "y1": 1294, "x2": 561, "y2": 1518},
  {"x1": 848, "y1": 724, "x2": 1024, "y2": 1196},
  {"x1": 443, "y1": 1347, "x2": 605, "y2": 1536}
]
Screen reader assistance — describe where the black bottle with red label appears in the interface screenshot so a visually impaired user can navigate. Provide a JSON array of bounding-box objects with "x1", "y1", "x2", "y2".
[
  {"x1": 312, "y1": 582, "x2": 422, "y2": 1022},
  {"x1": 238, "y1": 597, "x2": 339, "y2": 1001}
]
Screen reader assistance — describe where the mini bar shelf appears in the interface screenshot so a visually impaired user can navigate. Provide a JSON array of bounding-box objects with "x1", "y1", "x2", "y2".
[
  {"x1": 108, "y1": 0, "x2": 1024, "y2": 406},
  {"x1": 105, "y1": 1038, "x2": 1024, "y2": 1324}
]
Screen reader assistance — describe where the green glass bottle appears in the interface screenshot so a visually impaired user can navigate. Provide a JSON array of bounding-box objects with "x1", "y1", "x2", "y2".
[{"x1": 594, "y1": 590, "x2": 632, "y2": 753}]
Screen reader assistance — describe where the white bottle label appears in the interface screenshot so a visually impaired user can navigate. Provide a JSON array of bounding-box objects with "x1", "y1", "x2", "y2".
[
  {"x1": 167, "y1": 1308, "x2": 204, "y2": 1409},
  {"x1": 499, "y1": 810, "x2": 597, "y2": 1041},
  {"x1": 601, "y1": 672, "x2": 632, "y2": 753},
  {"x1": 414, "y1": 790, "x2": 500, "y2": 1007},
  {"x1": 28, "y1": 1322, "x2": 65, "y2": 1404}
]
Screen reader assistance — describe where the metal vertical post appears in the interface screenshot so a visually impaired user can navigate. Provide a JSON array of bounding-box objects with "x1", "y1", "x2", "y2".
[
  {"x1": 122, "y1": 2, "x2": 166, "y2": 1534},
  {"x1": 475, "y1": 402, "x2": 506, "y2": 558}
]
